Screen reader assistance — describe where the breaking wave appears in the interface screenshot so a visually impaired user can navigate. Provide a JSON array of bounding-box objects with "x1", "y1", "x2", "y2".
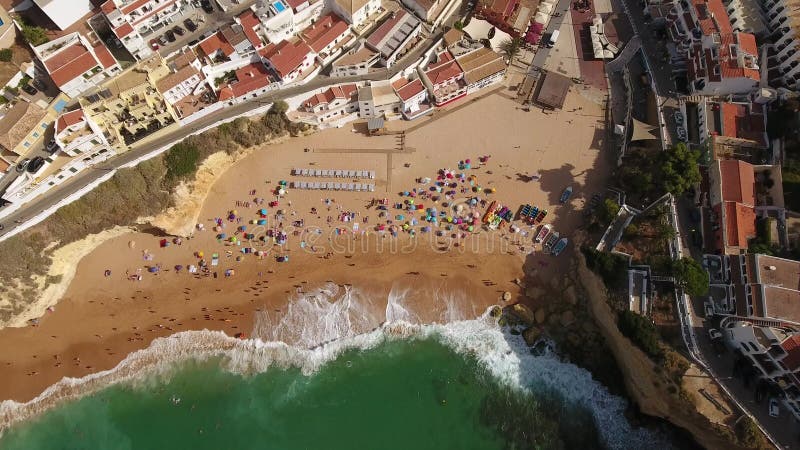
[{"x1": 0, "y1": 284, "x2": 671, "y2": 449}]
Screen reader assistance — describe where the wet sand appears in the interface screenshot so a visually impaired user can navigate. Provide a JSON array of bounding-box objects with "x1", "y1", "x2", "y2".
[{"x1": 0, "y1": 88, "x2": 610, "y2": 403}]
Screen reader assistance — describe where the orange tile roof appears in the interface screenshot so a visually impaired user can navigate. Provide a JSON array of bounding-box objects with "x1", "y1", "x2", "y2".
[
  {"x1": 719, "y1": 33, "x2": 760, "y2": 81},
  {"x1": 198, "y1": 32, "x2": 235, "y2": 59},
  {"x1": 300, "y1": 13, "x2": 349, "y2": 53},
  {"x1": 719, "y1": 102, "x2": 767, "y2": 145},
  {"x1": 691, "y1": 0, "x2": 732, "y2": 35},
  {"x1": 121, "y1": 0, "x2": 151, "y2": 14},
  {"x1": 725, "y1": 201, "x2": 756, "y2": 247},
  {"x1": 101, "y1": 0, "x2": 117, "y2": 13},
  {"x1": 93, "y1": 43, "x2": 117, "y2": 69},
  {"x1": 238, "y1": 10, "x2": 263, "y2": 48},
  {"x1": 43, "y1": 44, "x2": 101, "y2": 88},
  {"x1": 231, "y1": 63, "x2": 272, "y2": 97},
  {"x1": 719, "y1": 159, "x2": 755, "y2": 206},
  {"x1": 260, "y1": 39, "x2": 314, "y2": 78},
  {"x1": 781, "y1": 335, "x2": 800, "y2": 371},
  {"x1": 425, "y1": 53, "x2": 463, "y2": 86},
  {"x1": 113, "y1": 22, "x2": 134, "y2": 39},
  {"x1": 218, "y1": 85, "x2": 235, "y2": 101},
  {"x1": 393, "y1": 77, "x2": 426, "y2": 101},
  {"x1": 303, "y1": 83, "x2": 357, "y2": 107},
  {"x1": 55, "y1": 109, "x2": 85, "y2": 133}
]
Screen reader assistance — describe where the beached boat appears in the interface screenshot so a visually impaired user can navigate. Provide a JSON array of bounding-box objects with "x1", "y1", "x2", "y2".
[
  {"x1": 544, "y1": 231, "x2": 560, "y2": 250},
  {"x1": 535, "y1": 224, "x2": 552, "y2": 243},
  {"x1": 534, "y1": 209, "x2": 548, "y2": 224},
  {"x1": 552, "y1": 237, "x2": 568, "y2": 256},
  {"x1": 560, "y1": 186, "x2": 573, "y2": 204}
]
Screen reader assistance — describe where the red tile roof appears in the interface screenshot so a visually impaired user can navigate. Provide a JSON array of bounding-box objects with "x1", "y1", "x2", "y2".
[
  {"x1": 231, "y1": 63, "x2": 272, "y2": 97},
  {"x1": 285, "y1": 0, "x2": 308, "y2": 10},
  {"x1": 93, "y1": 43, "x2": 117, "y2": 69},
  {"x1": 198, "y1": 32, "x2": 235, "y2": 59},
  {"x1": 238, "y1": 10, "x2": 264, "y2": 49},
  {"x1": 425, "y1": 52, "x2": 463, "y2": 86},
  {"x1": 260, "y1": 39, "x2": 314, "y2": 78},
  {"x1": 43, "y1": 44, "x2": 101, "y2": 88},
  {"x1": 367, "y1": 10, "x2": 410, "y2": 49},
  {"x1": 218, "y1": 85, "x2": 235, "y2": 101},
  {"x1": 55, "y1": 109, "x2": 85, "y2": 133},
  {"x1": 121, "y1": 0, "x2": 151, "y2": 14},
  {"x1": 303, "y1": 83, "x2": 357, "y2": 108},
  {"x1": 113, "y1": 22, "x2": 134, "y2": 39},
  {"x1": 300, "y1": 13, "x2": 349, "y2": 53},
  {"x1": 719, "y1": 102, "x2": 767, "y2": 146},
  {"x1": 719, "y1": 159, "x2": 755, "y2": 206},
  {"x1": 725, "y1": 201, "x2": 756, "y2": 247},
  {"x1": 101, "y1": 0, "x2": 117, "y2": 13},
  {"x1": 782, "y1": 335, "x2": 800, "y2": 371},
  {"x1": 393, "y1": 77, "x2": 425, "y2": 101},
  {"x1": 719, "y1": 33, "x2": 760, "y2": 81}
]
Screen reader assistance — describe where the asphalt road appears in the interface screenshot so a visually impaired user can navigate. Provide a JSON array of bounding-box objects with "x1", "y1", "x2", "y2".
[{"x1": 0, "y1": 33, "x2": 439, "y2": 238}]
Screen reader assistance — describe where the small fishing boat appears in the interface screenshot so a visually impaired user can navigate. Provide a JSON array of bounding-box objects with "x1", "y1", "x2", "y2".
[
  {"x1": 535, "y1": 224, "x2": 552, "y2": 243},
  {"x1": 552, "y1": 237, "x2": 568, "y2": 256},
  {"x1": 560, "y1": 186, "x2": 573, "y2": 204},
  {"x1": 534, "y1": 209, "x2": 548, "y2": 224},
  {"x1": 544, "y1": 231, "x2": 560, "y2": 250}
]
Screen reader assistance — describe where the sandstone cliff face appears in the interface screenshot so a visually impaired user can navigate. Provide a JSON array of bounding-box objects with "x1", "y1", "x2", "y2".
[{"x1": 575, "y1": 254, "x2": 748, "y2": 450}]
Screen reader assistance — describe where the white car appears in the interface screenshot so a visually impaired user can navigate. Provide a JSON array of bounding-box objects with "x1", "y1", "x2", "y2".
[{"x1": 769, "y1": 398, "x2": 780, "y2": 418}]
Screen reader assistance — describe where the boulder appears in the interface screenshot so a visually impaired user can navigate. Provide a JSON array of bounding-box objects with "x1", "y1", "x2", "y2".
[
  {"x1": 508, "y1": 304, "x2": 536, "y2": 326},
  {"x1": 489, "y1": 306, "x2": 502, "y2": 317},
  {"x1": 560, "y1": 310, "x2": 575, "y2": 327},
  {"x1": 534, "y1": 307, "x2": 546, "y2": 324},
  {"x1": 502, "y1": 291, "x2": 512, "y2": 302},
  {"x1": 523, "y1": 327, "x2": 542, "y2": 346}
]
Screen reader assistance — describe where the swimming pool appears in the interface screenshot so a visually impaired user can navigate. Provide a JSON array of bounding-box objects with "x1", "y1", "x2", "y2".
[{"x1": 273, "y1": 1, "x2": 286, "y2": 13}]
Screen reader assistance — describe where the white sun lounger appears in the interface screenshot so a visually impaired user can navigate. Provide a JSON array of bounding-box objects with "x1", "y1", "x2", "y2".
[{"x1": 368, "y1": 184, "x2": 375, "y2": 192}]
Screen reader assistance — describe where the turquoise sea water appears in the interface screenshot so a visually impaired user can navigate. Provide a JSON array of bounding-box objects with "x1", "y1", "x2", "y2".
[{"x1": 1, "y1": 337, "x2": 605, "y2": 450}]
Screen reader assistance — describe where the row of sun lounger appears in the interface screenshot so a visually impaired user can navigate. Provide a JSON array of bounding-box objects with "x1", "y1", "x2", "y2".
[
  {"x1": 292, "y1": 169, "x2": 376, "y2": 179},
  {"x1": 291, "y1": 181, "x2": 375, "y2": 192}
]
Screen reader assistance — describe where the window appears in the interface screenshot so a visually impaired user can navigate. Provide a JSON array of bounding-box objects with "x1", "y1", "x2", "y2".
[
  {"x1": 32, "y1": 132, "x2": 39, "y2": 138},
  {"x1": 41, "y1": 123, "x2": 48, "y2": 129},
  {"x1": 23, "y1": 142, "x2": 30, "y2": 147}
]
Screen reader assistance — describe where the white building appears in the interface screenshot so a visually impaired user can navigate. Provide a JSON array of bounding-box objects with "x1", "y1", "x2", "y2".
[
  {"x1": 33, "y1": 33, "x2": 121, "y2": 98},
  {"x1": 299, "y1": 12, "x2": 354, "y2": 65},
  {"x1": 260, "y1": 38, "x2": 316, "y2": 84},
  {"x1": 357, "y1": 80, "x2": 401, "y2": 118},
  {"x1": 392, "y1": 77, "x2": 430, "y2": 120},
  {"x1": 299, "y1": 83, "x2": 359, "y2": 123},
  {"x1": 331, "y1": 0, "x2": 382, "y2": 27},
  {"x1": 102, "y1": 0, "x2": 184, "y2": 60},
  {"x1": 454, "y1": 47, "x2": 506, "y2": 94},
  {"x1": 53, "y1": 109, "x2": 110, "y2": 157},
  {"x1": 33, "y1": 0, "x2": 94, "y2": 30},
  {"x1": 331, "y1": 47, "x2": 380, "y2": 77},
  {"x1": 252, "y1": 0, "x2": 325, "y2": 44}
]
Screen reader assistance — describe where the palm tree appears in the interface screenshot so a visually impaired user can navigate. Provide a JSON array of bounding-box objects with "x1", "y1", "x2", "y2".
[{"x1": 499, "y1": 38, "x2": 522, "y2": 61}]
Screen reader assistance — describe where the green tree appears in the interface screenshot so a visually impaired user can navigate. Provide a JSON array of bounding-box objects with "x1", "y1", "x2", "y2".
[
  {"x1": 499, "y1": 38, "x2": 522, "y2": 60},
  {"x1": 0, "y1": 48, "x2": 12, "y2": 62},
  {"x1": 599, "y1": 198, "x2": 620, "y2": 224},
  {"x1": 453, "y1": 21, "x2": 464, "y2": 30},
  {"x1": 21, "y1": 23, "x2": 49, "y2": 46},
  {"x1": 655, "y1": 220, "x2": 676, "y2": 246},
  {"x1": 671, "y1": 257, "x2": 709, "y2": 296},
  {"x1": 163, "y1": 142, "x2": 199, "y2": 182},
  {"x1": 617, "y1": 310, "x2": 661, "y2": 358},
  {"x1": 269, "y1": 100, "x2": 289, "y2": 116},
  {"x1": 734, "y1": 417, "x2": 761, "y2": 448},
  {"x1": 658, "y1": 143, "x2": 701, "y2": 195}
]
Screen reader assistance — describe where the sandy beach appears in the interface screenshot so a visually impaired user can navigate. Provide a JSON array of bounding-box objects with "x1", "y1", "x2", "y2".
[{"x1": 0, "y1": 87, "x2": 610, "y2": 404}]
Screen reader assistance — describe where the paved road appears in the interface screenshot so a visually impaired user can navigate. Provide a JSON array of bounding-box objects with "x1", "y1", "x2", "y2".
[
  {"x1": 0, "y1": 33, "x2": 439, "y2": 237},
  {"x1": 618, "y1": 0, "x2": 794, "y2": 445}
]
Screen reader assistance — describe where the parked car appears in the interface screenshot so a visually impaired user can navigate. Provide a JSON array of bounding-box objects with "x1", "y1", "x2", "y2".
[
  {"x1": 15, "y1": 158, "x2": 30, "y2": 173},
  {"x1": 184, "y1": 18, "x2": 198, "y2": 32},
  {"x1": 172, "y1": 25, "x2": 185, "y2": 36},
  {"x1": 769, "y1": 398, "x2": 780, "y2": 418},
  {"x1": 165, "y1": 30, "x2": 176, "y2": 42},
  {"x1": 158, "y1": 35, "x2": 169, "y2": 46},
  {"x1": 708, "y1": 328, "x2": 722, "y2": 341},
  {"x1": 46, "y1": 138, "x2": 60, "y2": 154},
  {"x1": 21, "y1": 84, "x2": 37, "y2": 96},
  {"x1": 200, "y1": 0, "x2": 214, "y2": 13},
  {"x1": 27, "y1": 156, "x2": 45, "y2": 173},
  {"x1": 150, "y1": 39, "x2": 160, "y2": 50}
]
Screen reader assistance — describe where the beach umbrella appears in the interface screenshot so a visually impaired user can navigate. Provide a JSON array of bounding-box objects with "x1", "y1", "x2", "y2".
[
  {"x1": 468, "y1": 225, "x2": 474, "y2": 232},
  {"x1": 239, "y1": 225, "x2": 247, "y2": 231},
  {"x1": 259, "y1": 208, "x2": 267, "y2": 215},
  {"x1": 175, "y1": 265, "x2": 183, "y2": 272},
  {"x1": 258, "y1": 219, "x2": 267, "y2": 225},
  {"x1": 217, "y1": 233, "x2": 226, "y2": 239},
  {"x1": 196, "y1": 251, "x2": 204, "y2": 258},
  {"x1": 148, "y1": 266, "x2": 159, "y2": 273}
]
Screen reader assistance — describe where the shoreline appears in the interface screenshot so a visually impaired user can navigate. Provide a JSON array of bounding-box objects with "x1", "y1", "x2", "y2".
[{"x1": 0, "y1": 89, "x2": 609, "y2": 408}]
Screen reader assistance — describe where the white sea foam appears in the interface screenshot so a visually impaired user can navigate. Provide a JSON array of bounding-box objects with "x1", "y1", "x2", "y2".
[{"x1": 0, "y1": 287, "x2": 673, "y2": 449}]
